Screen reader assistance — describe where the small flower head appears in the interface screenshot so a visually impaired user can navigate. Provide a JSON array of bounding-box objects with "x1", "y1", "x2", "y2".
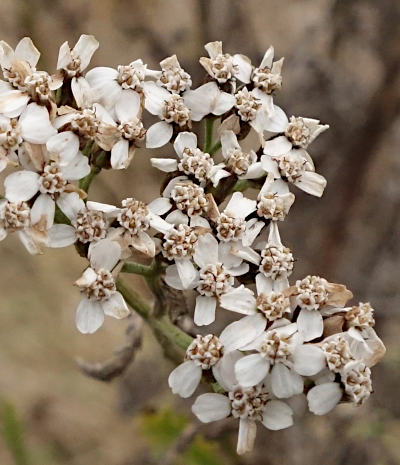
[{"x1": 185, "y1": 334, "x2": 223, "y2": 369}]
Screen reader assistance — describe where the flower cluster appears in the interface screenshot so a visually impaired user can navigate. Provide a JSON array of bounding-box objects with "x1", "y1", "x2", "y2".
[{"x1": 0, "y1": 36, "x2": 385, "y2": 455}]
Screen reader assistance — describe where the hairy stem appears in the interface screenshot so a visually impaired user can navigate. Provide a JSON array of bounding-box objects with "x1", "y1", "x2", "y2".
[
  {"x1": 204, "y1": 118, "x2": 214, "y2": 153},
  {"x1": 116, "y1": 278, "x2": 193, "y2": 359},
  {"x1": 121, "y1": 261, "x2": 155, "y2": 276},
  {"x1": 209, "y1": 140, "x2": 222, "y2": 155}
]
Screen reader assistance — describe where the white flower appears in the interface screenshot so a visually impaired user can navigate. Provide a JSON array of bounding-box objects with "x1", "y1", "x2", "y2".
[
  {"x1": 0, "y1": 39, "x2": 61, "y2": 117},
  {"x1": 234, "y1": 322, "x2": 326, "y2": 398},
  {"x1": 289, "y1": 275, "x2": 353, "y2": 342},
  {"x1": 143, "y1": 81, "x2": 192, "y2": 148},
  {"x1": 220, "y1": 273, "x2": 291, "y2": 329},
  {"x1": 151, "y1": 131, "x2": 229, "y2": 186},
  {"x1": 234, "y1": 87, "x2": 288, "y2": 137},
  {"x1": 57, "y1": 34, "x2": 99, "y2": 78},
  {"x1": 257, "y1": 222, "x2": 294, "y2": 286},
  {"x1": 252, "y1": 46, "x2": 284, "y2": 94},
  {"x1": 192, "y1": 351, "x2": 293, "y2": 455},
  {"x1": 0, "y1": 197, "x2": 46, "y2": 254},
  {"x1": 54, "y1": 103, "x2": 119, "y2": 151},
  {"x1": 257, "y1": 173, "x2": 295, "y2": 221},
  {"x1": 161, "y1": 175, "x2": 209, "y2": 219},
  {"x1": 341, "y1": 360, "x2": 372, "y2": 404},
  {"x1": 47, "y1": 192, "x2": 111, "y2": 248},
  {"x1": 0, "y1": 103, "x2": 57, "y2": 171},
  {"x1": 168, "y1": 319, "x2": 265, "y2": 398},
  {"x1": 261, "y1": 147, "x2": 327, "y2": 197},
  {"x1": 307, "y1": 382, "x2": 343, "y2": 415},
  {"x1": 164, "y1": 232, "x2": 250, "y2": 325},
  {"x1": 220, "y1": 130, "x2": 264, "y2": 179},
  {"x1": 4, "y1": 130, "x2": 90, "y2": 232},
  {"x1": 89, "y1": 197, "x2": 172, "y2": 258},
  {"x1": 85, "y1": 58, "x2": 157, "y2": 109},
  {"x1": 157, "y1": 55, "x2": 192, "y2": 93},
  {"x1": 183, "y1": 82, "x2": 235, "y2": 121},
  {"x1": 209, "y1": 191, "x2": 264, "y2": 268},
  {"x1": 74, "y1": 239, "x2": 129, "y2": 333},
  {"x1": 94, "y1": 90, "x2": 146, "y2": 169},
  {"x1": 199, "y1": 41, "x2": 252, "y2": 85}
]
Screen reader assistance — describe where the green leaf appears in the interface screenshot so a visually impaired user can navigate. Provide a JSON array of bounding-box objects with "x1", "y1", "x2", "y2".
[{"x1": 0, "y1": 400, "x2": 31, "y2": 465}]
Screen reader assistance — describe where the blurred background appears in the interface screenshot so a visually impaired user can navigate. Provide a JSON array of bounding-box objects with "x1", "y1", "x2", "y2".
[{"x1": 0, "y1": 0, "x2": 399, "y2": 464}]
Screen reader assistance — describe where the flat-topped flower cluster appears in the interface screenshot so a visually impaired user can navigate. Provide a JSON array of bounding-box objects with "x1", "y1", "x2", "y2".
[{"x1": 0, "y1": 35, "x2": 385, "y2": 455}]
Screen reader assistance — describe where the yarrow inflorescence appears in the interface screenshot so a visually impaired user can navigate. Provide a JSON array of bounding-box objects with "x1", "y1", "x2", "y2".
[{"x1": 0, "y1": 36, "x2": 385, "y2": 456}]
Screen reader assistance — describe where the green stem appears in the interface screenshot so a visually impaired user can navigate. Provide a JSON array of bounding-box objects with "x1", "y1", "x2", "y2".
[
  {"x1": 121, "y1": 262, "x2": 154, "y2": 277},
  {"x1": 209, "y1": 140, "x2": 221, "y2": 155},
  {"x1": 116, "y1": 278, "x2": 192, "y2": 355},
  {"x1": 204, "y1": 118, "x2": 214, "y2": 153},
  {"x1": 79, "y1": 166, "x2": 99, "y2": 193}
]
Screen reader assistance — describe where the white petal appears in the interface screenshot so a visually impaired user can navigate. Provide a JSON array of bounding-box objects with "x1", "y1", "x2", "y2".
[
  {"x1": 271, "y1": 363, "x2": 304, "y2": 399},
  {"x1": 297, "y1": 309, "x2": 323, "y2": 342},
  {"x1": 30, "y1": 194, "x2": 55, "y2": 229},
  {"x1": 260, "y1": 155, "x2": 280, "y2": 178},
  {"x1": 85, "y1": 66, "x2": 118, "y2": 87},
  {"x1": 5, "y1": 170, "x2": 39, "y2": 202},
  {"x1": 162, "y1": 175, "x2": 188, "y2": 198},
  {"x1": 192, "y1": 393, "x2": 231, "y2": 423},
  {"x1": 173, "y1": 132, "x2": 197, "y2": 156},
  {"x1": 147, "y1": 197, "x2": 172, "y2": 215},
  {"x1": 237, "y1": 419, "x2": 257, "y2": 455},
  {"x1": 19, "y1": 103, "x2": 56, "y2": 144},
  {"x1": 48, "y1": 224, "x2": 76, "y2": 247},
  {"x1": 102, "y1": 291, "x2": 130, "y2": 319},
  {"x1": 146, "y1": 121, "x2": 173, "y2": 148},
  {"x1": 148, "y1": 212, "x2": 173, "y2": 234},
  {"x1": 175, "y1": 257, "x2": 198, "y2": 289},
  {"x1": 60, "y1": 153, "x2": 90, "y2": 181},
  {"x1": 75, "y1": 298, "x2": 104, "y2": 334},
  {"x1": 190, "y1": 215, "x2": 210, "y2": 228},
  {"x1": 225, "y1": 192, "x2": 256, "y2": 219},
  {"x1": 57, "y1": 41, "x2": 72, "y2": 70},
  {"x1": 264, "y1": 136, "x2": 292, "y2": 156},
  {"x1": 46, "y1": 131, "x2": 79, "y2": 166},
  {"x1": 262, "y1": 400, "x2": 293, "y2": 430},
  {"x1": 165, "y1": 210, "x2": 188, "y2": 226},
  {"x1": 220, "y1": 130, "x2": 240, "y2": 157},
  {"x1": 240, "y1": 161, "x2": 265, "y2": 180},
  {"x1": 86, "y1": 200, "x2": 119, "y2": 215},
  {"x1": 295, "y1": 171, "x2": 327, "y2": 197},
  {"x1": 72, "y1": 34, "x2": 99, "y2": 71},
  {"x1": 293, "y1": 344, "x2": 326, "y2": 376},
  {"x1": 255, "y1": 273, "x2": 273, "y2": 294},
  {"x1": 183, "y1": 82, "x2": 218, "y2": 121},
  {"x1": 168, "y1": 361, "x2": 202, "y2": 398},
  {"x1": 56, "y1": 192, "x2": 85, "y2": 221},
  {"x1": 143, "y1": 81, "x2": 170, "y2": 115},
  {"x1": 219, "y1": 313, "x2": 266, "y2": 351},
  {"x1": 115, "y1": 89, "x2": 141, "y2": 122},
  {"x1": 260, "y1": 46, "x2": 274, "y2": 68},
  {"x1": 194, "y1": 295, "x2": 216, "y2": 326},
  {"x1": 263, "y1": 105, "x2": 289, "y2": 132},
  {"x1": 242, "y1": 219, "x2": 265, "y2": 247},
  {"x1": 307, "y1": 382, "x2": 342, "y2": 415},
  {"x1": 235, "y1": 354, "x2": 270, "y2": 387},
  {"x1": 111, "y1": 139, "x2": 130, "y2": 169},
  {"x1": 88, "y1": 238, "x2": 121, "y2": 270},
  {"x1": 230, "y1": 243, "x2": 260, "y2": 266},
  {"x1": 232, "y1": 54, "x2": 252, "y2": 84},
  {"x1": 15, "y1": 37, "x2": 40, "y2": 67},
  {"x1": 194, "y1": 233, "x2": 219, "y2": 268},
  {"x1": 17, "y1": 230, "x2": 42, "y2": 254},
  {"x1": 0, "y1": 91, "x2": 29, "y2": 116},
  {"x1": 130, "y1": 230, "x2": 156, "y2": 257},
  {"x1": 212, "y1": 350, "x2": 242, "y2": 391},
  {"x1": 150, "y1": 157, "x2": 178, "y2": 172},
  {"x1": 213, "y1": 90, "x2": 235, "y2": 116},
  {"x1": 219, "y1": 286, "x2": 256, "y2": 315},
  {"x1": 71, "y1": 76, "x2": 94, "y2": 109}
]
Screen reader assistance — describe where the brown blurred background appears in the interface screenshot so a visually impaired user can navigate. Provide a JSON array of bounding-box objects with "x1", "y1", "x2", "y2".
[{"x1": 1, "y1": 0, "x2": 400, "y2": 464}]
